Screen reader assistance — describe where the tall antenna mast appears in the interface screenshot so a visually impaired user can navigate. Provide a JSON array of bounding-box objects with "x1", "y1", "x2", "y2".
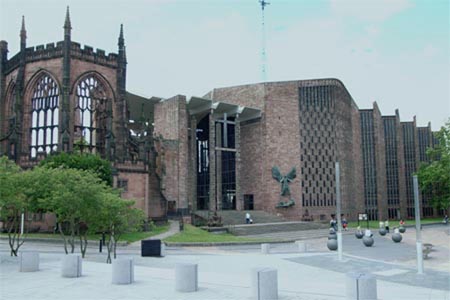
[{"x1": 259, "y1": 0, "x2": 270, "y2": 82}]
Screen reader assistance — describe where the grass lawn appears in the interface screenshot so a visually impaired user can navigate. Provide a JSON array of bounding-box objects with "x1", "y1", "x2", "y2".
[
  {"x1": 347, "y1": 218, "x2": 444, "y2": 229},
  {"x1": 163, "y1": 224, "x2": 273, "y2": 243},
  {"x1": 0, "y1": 224, "x2": 170, "y2": 244}
]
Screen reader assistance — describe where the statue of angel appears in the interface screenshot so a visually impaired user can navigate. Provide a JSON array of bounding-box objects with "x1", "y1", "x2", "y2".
[{"x1": 271, "y1": 166, "x2": 296, "y2": 196}]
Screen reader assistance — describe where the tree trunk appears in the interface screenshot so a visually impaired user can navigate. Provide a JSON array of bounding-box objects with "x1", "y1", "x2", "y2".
[
  {"x1": 7, "y1": 214, "x2": 24, "y2": 256},
  {"x1": 79, "y1": 234, "x2": 88, "y2": 258},
  {"x1": 58, "y1": 222, "x2": 69, "y2": 254},
  {"x1": 69, "y1": 222, "x2": 75, "y2": 253},
  {"x1": 113, "y1": 232, "x2": 121, "y2": 259},
  {"x1": 106, "y1": 234, "x2": 113, "y2": 264}
]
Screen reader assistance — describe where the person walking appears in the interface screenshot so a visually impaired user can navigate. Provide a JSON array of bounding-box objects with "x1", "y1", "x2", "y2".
[
  {"x1": 342, "y1": 218, "x2": 348, "y2": 231},
  {"x1": 245, "y1": 212, "x2": 251, "y2": 224},
  {"x1": 330, "y1": 216, "x2": 337, "y2": 231},
  {"x1": 385, "y1": 219, "x2": 390, "y2": 233}
]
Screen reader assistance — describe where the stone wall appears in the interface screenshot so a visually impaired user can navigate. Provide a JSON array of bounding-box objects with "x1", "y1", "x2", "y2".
[
  {"x1": 114, "y1": 161, "x2": 149, "y2": 215},
  {"x1": 373, "y1": 102, "x2": 388, "y2": 220},
  {"x1": 153, "y1": 95, "x2": 189, "y2": 213}
]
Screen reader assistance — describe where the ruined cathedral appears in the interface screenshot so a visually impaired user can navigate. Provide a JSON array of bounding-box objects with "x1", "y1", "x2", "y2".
[{"x1": 0, "y1": 10, "x2": 442, "y2": 230}]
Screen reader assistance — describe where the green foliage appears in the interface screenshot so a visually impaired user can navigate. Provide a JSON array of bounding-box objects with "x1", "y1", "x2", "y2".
[
  {"x1": 0, "y1": 156, "x2": 148, "y2": 259},
  {"x1": 90, "y1": 194, "x2": 145, "y2": 262},
  {"x1": 0, "y1": 156, "x2": 31, "y2": 256},
  {"x1": 39, "y1": 152, "x2": 113, "y2": 186},
  {"x1": 418, "y1": 120, "x2": 450, "y2": 211},
  {"x1": 0, "y1": 156, "x2": 24, "y2": 213}
]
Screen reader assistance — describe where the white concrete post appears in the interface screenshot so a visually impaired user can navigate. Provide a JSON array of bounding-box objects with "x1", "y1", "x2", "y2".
[
  {"x1": 19, "y1": 252, "x2": 39, "y2": 272},
  {"x1": 20, "y1": 213, "x2": 24, "y2": 236},
  {"x1": 413, "y1": 175, "x2": 424, "y2": 274},
  {"x1": 112, "y1": 258, "x2": 134, "y2": 284},
  {"x1": 175, "y1": 263, "x2": 198, "y2": 292},
  {"x1": 295, "y1": 241, "x2": 307, "y2": 252},
  {"x1": 261, "y1": 243, "x2": 270, "y2": 254},
  {"x1": 252, "y1": 267, "x2": 278, "y2": 300},
  {"x1": 346, "y1": 272, "x2": 377, "y2": 300},
  {"x1": 61, "y1": 254, "x2": 82, "y2": 278}
]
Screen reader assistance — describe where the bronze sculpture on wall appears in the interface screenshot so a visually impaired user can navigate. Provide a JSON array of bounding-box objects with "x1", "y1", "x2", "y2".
[{"x1": 271, "y1": 166, "x2": 296, "y2": 208}]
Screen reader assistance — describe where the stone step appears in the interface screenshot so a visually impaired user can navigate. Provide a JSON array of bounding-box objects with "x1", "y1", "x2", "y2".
[
  {"x1": 245, "y1": 228, "x2": 354, "y2": 240},
  {"x1": 246, "y1": 229, "x2": 330, "y2": 240},
  {"x1": 193, "y1": 210, "x2": 287, "y2": 225},
  {"x1": 229, "y1": 221, "x2": 329, "y2": 236}
]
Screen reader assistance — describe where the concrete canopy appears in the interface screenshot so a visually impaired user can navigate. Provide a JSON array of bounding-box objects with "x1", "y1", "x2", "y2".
[{"x1": 187, "y1": 96, "x2": 261, "y2": 122}]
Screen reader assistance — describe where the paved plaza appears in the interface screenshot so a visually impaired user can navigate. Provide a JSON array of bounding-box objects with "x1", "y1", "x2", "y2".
[{"x1": 1, "y1": 225, "x2": 449, "y2": 300}]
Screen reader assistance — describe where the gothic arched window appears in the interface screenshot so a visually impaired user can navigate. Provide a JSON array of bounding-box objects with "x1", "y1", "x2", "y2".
[
  {"x1": 74, "y1": 76, "x2": 108, "y2": 154},
  {"x1": 30, "y1": 75, "x2": 59, "y2": 158}
]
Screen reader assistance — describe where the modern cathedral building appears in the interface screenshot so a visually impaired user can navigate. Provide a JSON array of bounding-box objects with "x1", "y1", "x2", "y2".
[{"x1": 0, "y1": 10, "x2": 442, "y2": 230}]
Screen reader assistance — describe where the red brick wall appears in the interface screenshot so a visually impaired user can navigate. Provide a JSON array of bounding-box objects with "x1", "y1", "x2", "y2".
[
  {"x1": 240, "y1": 121, "x2": 264, "y2": 208},
  {"x1": 113, "y1": 161, "x2": 149, "y2": 214},
  {"x1": 211, "y1": 79, "x2": 364, "y2": 221}
]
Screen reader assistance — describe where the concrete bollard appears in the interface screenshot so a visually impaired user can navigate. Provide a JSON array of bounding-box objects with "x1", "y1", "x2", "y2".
[
  {"x1": 19, "y1": 252, "x2": 39, "y2": 272},
  {"x1": 295, "y1": 241, "x2": 307, "y2": 252},
  {"x1": 261, "y1": 243, "x2": 270, "y2": 254},
  {"x1": 346, "y1": 272, "x2": 377, "y2": 300},
  {"x1": 327, "y1": 239, "x2": 338, "y2": 251},
  {"x1": 61, "y1": 254, "x2": 82, "y2": 278},
  {"x1": 112, "y1": 258, "x2": 134, "y2": 284},
  {"x1": 175, "y1": 263, "x2": 198, "y2": 292},
  {"x1": 252, "y1": 267, "x2": 278, "y2": 300}
]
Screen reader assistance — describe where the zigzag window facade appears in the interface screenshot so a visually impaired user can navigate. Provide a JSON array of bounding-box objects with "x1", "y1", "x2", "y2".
[
  {"x1": 360, "y1": 110, "x2": 378, "y2": 220},
  {"x1": 383, "y1": 117, "x2": 400, "y2": 219},
  {"x1": 299, "y1": 85, "x2": 336, "y2": 208},
  {"x1": 402, "y1": 122, "x2": 417, "y2": 217}
]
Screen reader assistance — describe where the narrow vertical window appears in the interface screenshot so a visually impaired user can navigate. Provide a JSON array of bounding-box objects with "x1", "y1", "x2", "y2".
[{"x1": 30, "y1": 75, "x2": 59, "y2": 158}]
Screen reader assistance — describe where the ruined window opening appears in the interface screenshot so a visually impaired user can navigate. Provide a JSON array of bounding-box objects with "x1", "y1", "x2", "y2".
[
  {"x1": 30, "y1": 75, "x2": 59, "y2": 158},
  {"x1": 74, "y1": 76, "x2": 108, "y2": 155}
]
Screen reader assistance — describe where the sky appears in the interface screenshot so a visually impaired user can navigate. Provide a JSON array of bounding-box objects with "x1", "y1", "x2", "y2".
[{"x1": 1, "y1": 0, "x2": 449, "y2": 128}]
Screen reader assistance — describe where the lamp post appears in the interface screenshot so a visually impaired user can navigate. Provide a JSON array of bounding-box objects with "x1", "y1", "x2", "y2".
[
  {"x1": 335, "y1": 162, "x2": 343, "y2": 261},
  {"x1": 413, "y1": 175, "x2": 424, "y2": 274}
]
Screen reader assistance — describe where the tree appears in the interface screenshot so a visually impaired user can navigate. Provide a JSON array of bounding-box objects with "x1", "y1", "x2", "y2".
[
  {"x1": 32, "y1": 167, "x2": 106, "y2": 257},
  {"x1": 39, "y1": 152, "x2": 113, "y2": 186},
  {"x1": 0, "y1": 156, "x2": 40, "y2": 256},
  {"x1": 418, "y1": 120, "x2": 450, "y2": 212},
  {"x1": 91, "y1": 194, "x2": 145, "y2": 263}
]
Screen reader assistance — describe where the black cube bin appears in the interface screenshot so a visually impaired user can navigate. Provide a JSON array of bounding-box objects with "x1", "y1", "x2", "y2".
[{"x1": 141, "y1": 239, "x2": 161, "y2": 257}]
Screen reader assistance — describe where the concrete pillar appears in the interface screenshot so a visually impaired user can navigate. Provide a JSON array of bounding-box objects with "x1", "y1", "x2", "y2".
[
  {"x1": 112, "y1": 258, "x2": 134, "y2": 284},
  {"x1": 190, "y1": 116, "x2": 198, "y2": 211},
  {"x1": 252, "y1": 267, "x2": 278, "y2": 300},
  {"x1": 216, "y1": 122, "x2": 222, "y2": 210},
  {"x1": 175, "y1": 263, "x2": 198, "y2": 292},
  {"x1": 61, "y1": 254, "x2": 82, "y2": 278},
  {"x1": 235, "y1": 117, "x2": 242, "y2": 211},
  {"x1": 261, "y1": 243, "x2": 270, "y2": 254},
  {"x1": 346, "y1": 272, "x2": 377, "y2": 300},
  {"x1": 295, "y1": 241, "x2": 307, "y2": 252},
  {"x1": 208, "y1": 112, "x2": 216, "y2": 211},
  {"x1": 19, "y1": 252, "x2": 39, "y2": 272}
]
